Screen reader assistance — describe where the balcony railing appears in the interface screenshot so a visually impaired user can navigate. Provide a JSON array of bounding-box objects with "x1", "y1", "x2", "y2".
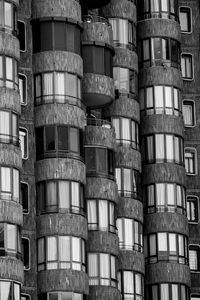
[{"x1": 83, "y1": 15, "x2": 111, "y2": 27}]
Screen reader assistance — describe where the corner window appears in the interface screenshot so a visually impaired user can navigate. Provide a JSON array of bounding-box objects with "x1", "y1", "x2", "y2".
[
  {"x1": 22, "y1": 237, "x2": 30, "y2": 270},
  {"x1": 181, "y1": 54, "x2": 193, "y2": 80},
  {"x1": 189, "y1": 245, "x2": 200, "y2": 271},
  {"x1": 182, "y1": 100, "x2": 195, "y2": 126},
  {"x1": 85, "y1": 147, "x2": 114, "y2": 178},
  {"x1": 179, "y1": 7, "x2": 192, "y2": 33},
  {"x1": 143, "y1": 183, "x2": 186, "y2": 215},
  {"x1": 145, "y1": 283, "x2": 189, "y2": 300},
  {"x1": 88, "y1": 253, "x2": 117, "y2": 287},
  {"x1": 117, "y1": 218, "x2": 143, "y2": 252},
  {"x1": 113, "y1": 67, "x2": 137, "y2": 98},
  {"x1": 115, "y1": 167, "x2": 141, "y2": 199},
  {"x1": 36, "y1": 126, "x2": 83, "y2": 160},
  {"x1": 19, "y1": 128, "x2": 28, "y2": 159},
  {"x1": 144, "y1": 232, "x2": 188, "y2": 264},
  {"x1": 184, "y1": 148, "x2": 197, "y2": 175},
  {"x1": 18, "y1": 20, "x2": 26, "y2": 52},
  {"x1": 87, "y1": 200, "x2": 116, "y2": 233},
  {"x1": 0, "y1": 110, "x2": 19, "y2": 146},
  {"x1": 37, "y1": 236, "x2": 85, "y2": 272},
  {"x1": 37, "y1": 180, "x2": 84, "y2": 215},
  {"x1": 0, "y1": 55, "x2": 18, "y2": 89},
  {"x1": 0, "y1": 281, "x2": 21, "y2": 300},
  {"x1": 0, "y1": 166, "x2": 19, "y2": 202},
  {"x1": 34, "y1": 72, "x2": 81, "y2": 106},
  {"x1": 0, "y1": 1, "x2": 17, "y2": 32},
  {"x1": 20, "y1": 182, "x2": 29, "y2": 214},
  {"x1": 0, "y1": 223, "x2": 21, "y2": 257},
  {"x1": 187, "y1": 196, "x2": 198, "y2": 223},
  {"x1": 19, "y1": 74, "x2": 27, "y2": 105},
  {"x1": 139, "y1": 86, "x2": 182, "y2": 116}
]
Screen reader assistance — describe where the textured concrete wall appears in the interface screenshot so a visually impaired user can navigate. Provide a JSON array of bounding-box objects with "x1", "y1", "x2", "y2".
[
  {"x1": 36, "y1": 213, "x2": 88, "y2": 239},
  {"x1": 141, "y1": 115, "x2": 184, "y2": 137},
  {"x1": 85, "y1": 126, "x2": 116, "y2": 149},
  {"x1": 113, "y1": 48, "x2": 138, "y2": 73},
  {"x1": 139, "y1": 67, "x2": 182, "y2": 89},
  {"x1": 82, "y1": 73, "x2": 115, "y2": 98},
  {"x1": 0, "y1": 201, "x2": 23, "y2": 226},
  {"x1": 138, "y1": 19, "x2": 181, "y2": 42},
  {"x1": 32, "y1": 0, "x2": 81, "y2": 22},
  {"x1": 88, "y1": 286, "x2": 121, "y2": 300},
  {"x1": 118, "y1": 250, "x2": 145, "y2": 274},
  {"x1": 0, "y1": 32, "x2": 20, "y2": 60},
  {"x1": 144, "y1": 213, "x2": 189, "y2": 236},
  {"x1": 115, "y1": 146, "x2": 141, "y2": 172},
  {"x1": 0, "y1": 144, "x2": 22, "y2": 169},
  {"x1": 37, "y1": 270, "x2": 88, "y2": 294},
  {"x1": 145, "y1": 263, "x2": 191, "y2": 286},
  {"x1": 85, "y1": 177, "x2": 118, "y2": 203},
  {"x1": 0, "y1": 88, "x2": 21, "y2": 114},
  {"x1": 33, "y1": 51, "x2": 83, "y2": 77},
  {"x1": 82, "y1": 22, "x2": 113, "y2": 46},
  {"x1": 87, "y1": 231, "x2": 118, "y2": 255},
  {"x1": 0, "y1": 258, "x2": 24, "y2": 282},
  {"x1": 36, "y1": 158, "x2": 86, "y2": 183},
  {"x1": 102, "y1": 0, "x2": 136, "y2": 22},
  {"x1": 35, "y1": 104, "x2": 86, "y2": 129},
  {"x1": 117, "y1": 199, "x2": 143, "y2": 222},
  {"x1": 142, "y1": 164, "x2": 186, "y2": 185}
]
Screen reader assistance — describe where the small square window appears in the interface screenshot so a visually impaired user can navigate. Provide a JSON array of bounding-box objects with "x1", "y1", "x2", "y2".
[
  {"x1": 187, "y1": 196, "x2": 198, "y2": 223},
  {"x1": 19, "y1": 73, "x2": 27, "y2": 105},
  {"x1": 20, "y1": 182, "x2": 29, "y2": 214},
  {"x1": 18, "y1": 20, "x2": 26, "y2": 52},
  {"x1": 189, "y1": 245, "x2": 200, "y2": 271},
  {"x1": 19, "y1": 128, "x2": 28, "y2": 159},
  {"x1": 182, "y1": 100, "x2": 195, "y2": 126},
  {"x1": 184, "y1": 148, "x2": 197, "y2": 175},
  {"x1": 181, "y1": 54, "x2": 193, "y2": 80},
  {"x1": 22, "y1": 237, "x2": 30, "y2": 270},
  {"x1": 179, "y1": 7, "x2": 192, "y2": 33}
]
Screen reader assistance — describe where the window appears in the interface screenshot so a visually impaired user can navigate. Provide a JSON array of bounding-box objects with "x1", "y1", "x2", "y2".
[
  {"x1": 18, "y1": 20, "x2": 26, "y2": 51},
  {"x1": 189, "y1": 245, "x2": 200, "y2": 271},
  {"x1": 117, "y1": 218, "x2": 143, "y2": 252},
  {"x1": 144, "y1": 183, "x2": 186, "y2": 215},
  {"x1": 19, "y1": 128, "x2": 28, "y2": 159},
  {"x1": 184, "y1": 148, "x2": 197, "y2": 175},
  {"x1": 0, "y1": 166, "x2": 19, "y2": 202},
  {"x1": 187, "y1": 196, "x2": 198, "y2": 223},
  {"x1": 142, "y1": 134, "x2": 184, "y2": 165},
  {"x1": 37, "y1": 180, "x2": 84, "y2": 215},
  {"x1": 112, "y1": 117, "x2": 139, "y2": 149},
  {"x1": 20, "y1": 182, "x2": 29, "y2": 214},
  {"x1": 37, "y1": 236, "x2": 85, "y2": 272},
  {"x1": 0, "y1": 1, "x2": 17, "y2": 32},
  {"x1": 85, "y1": 147, "x2": 114, "y2": 177},
  {"x1": 181, "y1": 54, "x2": 193, "y2": 80},
  {"x1": 88, "y1": 253, "x2": 117, "y2": 287},
  {"x1": 21, "y1": 294, "x2": 30, "y2": 300},
  {"x1": 38, "y1": 292, "x2": 85, "y2": 300},
  {"x1": 34, "y1": 72, "x2": 81, "y2": 106},
  {"x1": 138, "y1": 37, "x2": 180, "y2": 68},
  {"x1": 115, "y1": 167, "x2": 141, "y2": 199},
  {"x1": 182, "y1": 100, "x2": 195, "y2": 126},
  {"x1": 118, "y1": 271, "x2": 144, "y2": 300},
  {"x1": 0, "y1": 223, "x2": 21, "y2": 258},
  {"x1": 19, "y1": 74, "x2": 27, "y2": 105},
  {"x1": 144, "y1": 232, "x2": 188, "y2": 264},
  {"x1": 0, "y1": 55, "x2": 18, "y2": 89},
  {"x1": 145, "y1": 283, "x2": 189, "y2": 300},
  {"x1": 82, "y1": 45, "x2": 113, "y2": 77},
  {"x1": 32, "y1": 19, "x2": 81, "y2": 54},
  {"x1": 179, "y1": 7, "x2": 192, "y2": 33},
  {"x1": 22, "y1": 237, "x2": 30, "y2": 270},
  {"x1": 113, "y1": 67, "x2": 137, "y2": 98},
  {"x1": 0, "y1": 110, "x2": 19, "y2": 146},
  {"x1": 139, "y1": 86, "x2": 182, "y2": 116},
  {"x1": 109, "y1": 18, "x2": 136, "y2": 51},
  {"x1": 36, "y1": 126, "x2": 83, "y2": 160},
  {"x1": 0, "y1": 281, "x2": 21, "y2": 300},
  {"x1": 138, "y1": 0, "x2": 179, "y2": 21},
  {"x1": 87, "y1": 200, "x2": 116, "y2": 233}
]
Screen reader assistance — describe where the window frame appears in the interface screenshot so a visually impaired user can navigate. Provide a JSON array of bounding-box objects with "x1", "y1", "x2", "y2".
[
  {"x1": 0, "y1": 1, "x2": 17, "y2": 33},
  {"x1": 189, "y1": 244, "x2": 200, "y2": 272},
  {"x1": 181, "y1": 53, "x2": 194, "y2": 81},
  {"x1": 118, "y1": 270, "x2": 144, "y2": 300},
  {"x1": 182, "y1": 99, "x2": 195, "y2": 127},
  {"x1": 145, "y1": 283, "x2": 189, "y2": 300},
  {"x1": 19, "y1": 73, "x2": 27, "y2": 106},
  {"x1": 0, "y1": 166, "x2": 20, "y2": 203},
  {"x1": 184, "y1": 147, "x2": 197, "y2": 175},
  {"x1": 0, "y1": 280, "x2": 21, "y2": 300},
  {"x1": 22, "y1": 237, "x2": 30, "y2": 271},
  {"x1": 0, "y1": 110, "x2": 19, "y2": 146},
  {"x1": 179, "y1": 6, "x2": 192, "y2": 34},
  {"x1": 0, "y1": 223, "x2": 22, "y2": 258},
  {"x1": 17, "y1": 20, "x2": 26, "y2": 52},
  {"x1": 21, "y1": 293, "x2": 31, "y2": 300},
  {"x1": 113, "y1": 67, "x2": 137, "y2": 99},
  {"x1": 187, "y1": 195, "x2": 199, "y2": 223},
  {"x1": 19, "y1": 127, "x2": 28, "y2": 160},
  {"x1": 20, "y1": 181, "x2": 29, "y2": 214}
]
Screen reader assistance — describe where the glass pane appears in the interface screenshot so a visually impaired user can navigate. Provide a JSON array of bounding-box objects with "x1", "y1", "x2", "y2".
[
  {"x1": 155, "y1": 134, "x2": 164, "y2": 159},
  {"x1": 5, "y1": 2, "x2": 12, "y2": 28},
  {"x1": 70, "y1": 128, "x2": 78, "y2": 152},
  {"x1": 124, "y1": 271, "x2": 134, "y2": 293},
  {"x1": 58, "y1": 126, "x2": 68, "y2": 151},
  {"x1": 99, "y1": 200, "x2": 108, "y2": 230},
  {"x1": 59, "y1": 236, "x2": 70, "y2": 264},
  {"x1": 46, "y1": 126, "x2": 55, "y2": 151},
  {"x1": 59, "y1": 181, "x2": 70, "y2": 209},
  {"x1": 158, "y1": 233, "x2": 167, "y2": 251},
  {"x1": 7, "y1": 224, "x2": 17, "y2": 251}
]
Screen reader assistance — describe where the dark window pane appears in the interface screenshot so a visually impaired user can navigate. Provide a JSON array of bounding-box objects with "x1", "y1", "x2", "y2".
[
  {"x1": 40, "y1": 22, "x2": 53, "y2": 51},
  {"x1": 57, "y1": 126, "x2": 68, "y2": 151},
  {"x1": 66, "y1": 23, "x2": 75, "y2": 52},
  {"x1": 21, "y1": 183, "x2": 28, "y2": 213},
  {"x1": 82, "y1": 46, "x2": 93, "y2": 73},
  {"x1": 49, "y1": 293, "x2": 59, "y2": 300},
  {"x1": 0, "y1": 224, "x2": 4, "y2": 248},
  {"x1": 54, "y1": 22, "x2": 66, "y2": 50},
  {"x1": 105, "y1": 49, "x2": 112, "y2": 77},
  {"x1": 74, "y1": 27, "x2": 81, "y2": 55},
  {"x1": 86, "y1": 148, "x2": 96, "y2": 171},
  {"x1": 70, "y1": 127, "x2": 78, "y2": 152},
  {"x1": 36, "y1": 127, "x2": 44, "y2": 159},
  {"x1": 18, "y1": 21, "x2": 26, "y2": 51},
  {"x1": 97, "y1": 148, "x2": 107, "y2": 173},
  {"x1": 94, "y1": 47, "x2": 104, "y2": 74},
  {"x1": 22, "y1": 238, "x2": 30, "y2": 269},
  {"x1": 38, "y1": 294, "x2": 47, "y2": 300},
  {"x1": 46, "y1": 126, "x2": 55, "y2": 151},
  {"x1": 37, "y1": 182, "x2": 45, "y2": 212}
]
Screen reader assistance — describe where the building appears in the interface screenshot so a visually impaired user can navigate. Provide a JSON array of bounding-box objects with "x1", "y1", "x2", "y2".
[{"x1": 0, "y1": 0, "x2": 200, "y2": 299}]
